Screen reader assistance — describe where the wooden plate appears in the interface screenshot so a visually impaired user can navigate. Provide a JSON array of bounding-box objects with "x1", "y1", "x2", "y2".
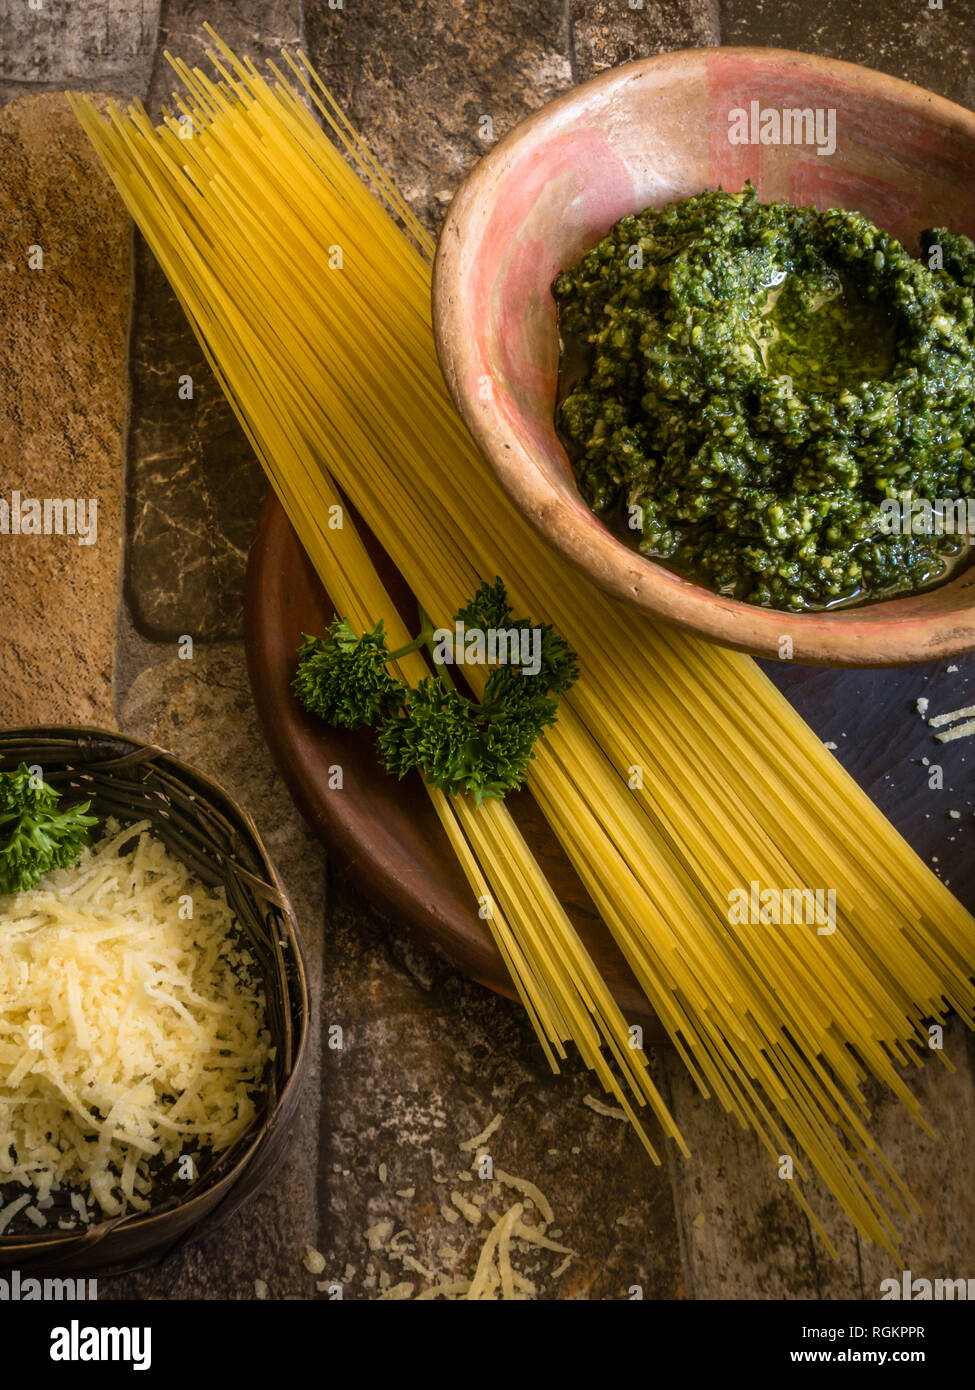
[{"x1": 244, "y1": 493, "x2": 669, "y2": 1043}]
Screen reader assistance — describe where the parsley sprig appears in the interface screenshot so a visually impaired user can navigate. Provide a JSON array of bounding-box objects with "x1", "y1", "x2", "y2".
[
  {"x1": 0, "y1": 765, "x2": 98, "y2": 895},
  {"x1": 293, "y1": 579, "x2": 578, "y2": 804}
]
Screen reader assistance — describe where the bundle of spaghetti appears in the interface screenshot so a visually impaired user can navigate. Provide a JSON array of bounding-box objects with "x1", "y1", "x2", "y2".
[
  {"x1": 75, "y1": 92, "x2": 681, "y2": 1154},
  {"x1": 70, "y1": 34, "x2": 975, "y2": 1252}
]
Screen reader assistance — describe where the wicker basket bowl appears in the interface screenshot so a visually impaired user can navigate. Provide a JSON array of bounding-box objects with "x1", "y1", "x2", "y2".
[{"x1": 0, "y1": 726, "x2": 309, "y2": 1276}]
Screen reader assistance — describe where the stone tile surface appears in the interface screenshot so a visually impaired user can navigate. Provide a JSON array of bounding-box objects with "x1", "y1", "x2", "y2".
[
  {"x1": 662, "y1": 1018, "x2": 975, "y2": 1301},
  {"x1": 305, "y1": 0, "x2": 575, "y2": 233},
  {"x1": 124, "y1": 254, "x2": 267, "y2": 642},
  {"x1": 318, "y1": 872, "x2": 681, "y2": 1300},
  {"x1": 0, "y1": 0, "x2": 160, "y2": 98},
  {"x1": 570, "y1": 0, "x2": 718, "y2": 81},
  {"x1": 720, "y1": 0, "x2": 975, "y2": 109},
  {"x1": 124, "y1": 0, "x2": 305, "y2": 644},
  {"x1": 0, "y1": 93, "x2": 129, "y2": 727}
]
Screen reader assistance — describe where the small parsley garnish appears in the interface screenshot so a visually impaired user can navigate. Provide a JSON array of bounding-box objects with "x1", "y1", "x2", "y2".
[{"x1": 293, "y1": 579, "x2": 578, "y2": 804}]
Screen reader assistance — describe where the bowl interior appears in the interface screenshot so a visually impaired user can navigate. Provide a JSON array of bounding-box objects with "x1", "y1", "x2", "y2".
[{"x1": 435, "y1": 48, "x2": 975, "y2": 663}]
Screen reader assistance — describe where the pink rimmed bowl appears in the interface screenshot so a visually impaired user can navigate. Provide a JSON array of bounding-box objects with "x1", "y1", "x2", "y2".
[{"x1": 433, "y1": 47, "x2": 975, "y2": 666}]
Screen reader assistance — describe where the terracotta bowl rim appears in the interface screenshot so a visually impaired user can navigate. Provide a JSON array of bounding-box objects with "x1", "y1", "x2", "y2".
[{"x1": 433, "y1": 45, "x2": 975, "y2": 666}]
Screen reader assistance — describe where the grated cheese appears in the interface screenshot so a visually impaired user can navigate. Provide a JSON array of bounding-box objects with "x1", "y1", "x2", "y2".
[
  {"x1": 467, "y1": 1202, "x2": 523, "y2": 1300},
  {"x1": 450, "y1": 1190, "x2": 482, "y2": 1225},
  {"x1": 0, "y1": 1193, "x2": 31, "y2": 1233},
  {"x1": 459, "y1": 1112, "x2": 502, "y2": 1152},
  {"x1": 415, "y1": 1278, "x2": 471, "y2": 1300},
  {"x1": 511, "y1": 1219, "x2": 573, "y2": 1255},
  {"x1": 493, "y1": 1168, "x2": 554, "y2": 1225},
  {"x1": 0, "y1": 822, "x2": 270, "y2": 1221},
  {"x1": 929, "y1": 703, "x2": 975, "y2": 728},
  {"x1": 936, "y1": 719, "x2": 975, "y2": 744},
  {"x1": 346, "y1": 1145, "x2": 578, "y2": 1301},
  {"x1": 583, "y1": 1094, "x2": 628, "y2": 1121},
  {"x1": 377, "y1": 1281, "x2": 414, "y2": 1300},
  {"x1": 365, "y1": 1219, "x2": 393, "y2": 1251}
]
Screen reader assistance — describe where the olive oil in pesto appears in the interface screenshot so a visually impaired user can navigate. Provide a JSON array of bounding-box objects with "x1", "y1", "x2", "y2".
[{"x1": 553, "y1": 185, "x2": 975, "y2": 612}]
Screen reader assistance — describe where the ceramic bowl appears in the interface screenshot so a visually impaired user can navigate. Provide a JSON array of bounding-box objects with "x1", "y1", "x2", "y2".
[{"x1": 433, "y1": 47, "x2": 975, "y2": 665}]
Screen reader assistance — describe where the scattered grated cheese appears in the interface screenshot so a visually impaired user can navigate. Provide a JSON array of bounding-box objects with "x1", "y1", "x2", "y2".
[
  {"x1": 377, "y1": 1281, "x2": 414, "y2": 1300},
  {"x1": 936, "y1": 719, "x2": 975, "y2": 744},
  {"x1": 365, "y1": 1219, "x2": 393, "y2": 1251},
  {"x1": 459, "y1": 1112, "x2": 503, "y2": 1153},
  {"x1": 494, "y1": 1168, "x2": 554, "y2": 1225},
  {"x1": 0, "y1": 1194, "x2": 31, "y2": 1234},
  {"x1": 0, "y1": 823, "x2": 270, "y2": 1222},
  {"x1": 929, "y1": 703, "x2": 975, "y2": 728},
  {"x1": 332, "y1": 1146, "x2": 577, "y2": 1301},
  {"x1": 916, "y1": 698, "x2": 929, "y2": 716},
  {"x1": 303, "y1": 1246, "x2": 326, "y2": 1275},
  {"x1": 467, "y1": 1202, "x2": 523, "y2": 1300},
  {"x1": 415, "y1": 1278, "x2": 472, "y2": 1299},
  {"x1": 583, "y1": 1094, "x2": 628, "y2": 1121},
  {"x1": 511, "y1": 1220, "x2": 573, "y2": 1255},
  {"x1": 450, "y1": 1190, "x2": 482, "y2": 1225}
]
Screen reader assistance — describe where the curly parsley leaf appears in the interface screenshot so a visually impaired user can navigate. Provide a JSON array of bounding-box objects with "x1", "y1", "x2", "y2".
[
  {"x1": 0, "y1": 765, "x2": 98, "y2": 896},
  {"x1": 293, "y1": 619, "x2": 402, "y2": 729},
  {"x1": 292, "y1": 581, "x2": 578, "y2": 803}
]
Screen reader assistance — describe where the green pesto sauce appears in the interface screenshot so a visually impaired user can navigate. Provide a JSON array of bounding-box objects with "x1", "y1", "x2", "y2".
[{"x1": 553, "y1": 185, "x2": 975, "y2": 611}]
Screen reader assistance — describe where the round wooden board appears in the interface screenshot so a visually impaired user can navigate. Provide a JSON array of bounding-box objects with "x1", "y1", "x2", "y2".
[{"x1": 244, "y1": 493, "x2": 667, "y2": 1043}]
